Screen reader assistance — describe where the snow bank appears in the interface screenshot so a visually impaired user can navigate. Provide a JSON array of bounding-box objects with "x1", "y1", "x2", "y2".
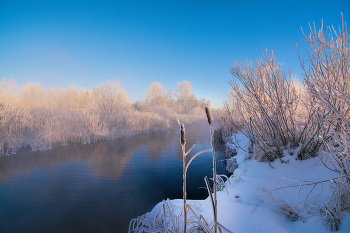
[{"x1": 150, "y1": 134, "x2": 350, "y2": 232}]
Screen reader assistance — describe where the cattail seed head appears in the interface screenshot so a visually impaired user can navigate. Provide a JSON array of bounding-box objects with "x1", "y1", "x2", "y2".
[
  {"x1": 205, "y1": 106, "x2": 212, "y2": 125},
  {"x1": 180, "y1": 124, "x2": 186, "y2": 146}
]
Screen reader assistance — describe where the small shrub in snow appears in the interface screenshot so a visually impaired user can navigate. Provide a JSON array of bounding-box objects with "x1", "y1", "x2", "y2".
[
  {"x1": 265, "y1": 190, "x2": 304, "y2": 221},
  {"x1": 320, "y1": 176, "x2": 350, "y2": 231}
]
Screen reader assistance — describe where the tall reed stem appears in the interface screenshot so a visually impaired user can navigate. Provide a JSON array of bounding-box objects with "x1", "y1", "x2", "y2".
[
  {"x1": 206, "y1": 106, "x2": 217, "y2": 233},
  {"x1": 180, "y1": 123, "x2": 187, "y2": 233},
  {"x1": 178, "y1": 108, "x2": 217, "y2": 233}
]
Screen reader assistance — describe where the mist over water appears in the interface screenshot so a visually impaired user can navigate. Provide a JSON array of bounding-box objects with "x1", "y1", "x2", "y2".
[{"x1": 0, "y1": 121, "x2": 225, "y2": 233}]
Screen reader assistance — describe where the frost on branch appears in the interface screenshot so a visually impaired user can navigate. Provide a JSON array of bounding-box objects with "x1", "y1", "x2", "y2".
[{"x1": 224, "y1": 53, "x2": 320, "y2": 162}]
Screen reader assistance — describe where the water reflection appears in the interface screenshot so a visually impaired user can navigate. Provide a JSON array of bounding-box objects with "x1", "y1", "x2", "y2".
[
  {"x1": 0, "y1": 129, "x2": 177, "y2": 183},
  {"x1": 0, "y1": 121, "x2": 224, "y2": 233}
]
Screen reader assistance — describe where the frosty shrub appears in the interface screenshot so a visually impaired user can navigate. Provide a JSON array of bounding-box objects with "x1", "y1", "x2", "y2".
[
  {"x1": 301, "y1": 16, "x2": 350, "y2": 229},
  {"x1": 227, "y1": 54, "x2": 320, "y2": 161}
]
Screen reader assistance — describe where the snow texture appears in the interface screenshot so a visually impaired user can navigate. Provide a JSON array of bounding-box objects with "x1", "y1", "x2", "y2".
[{"x1": 151, "y1": 134, "x2": 350, "y2": 232}]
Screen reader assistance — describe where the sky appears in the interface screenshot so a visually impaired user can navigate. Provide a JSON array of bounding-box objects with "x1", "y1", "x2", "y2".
[{"x1": 0, "y1": 0, "x2": 349, "y2": 108}]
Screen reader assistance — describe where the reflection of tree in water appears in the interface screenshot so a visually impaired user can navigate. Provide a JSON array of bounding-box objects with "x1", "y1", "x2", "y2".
[
  {"x1": 0, "y1": 121, "x2": 220, "y2": 186},
  {"x1": 86, "y1": 135, "x2": 149, "y2": 180},
  {"x1": 147, "y1": 130, "x2": 173, "y2": 158},
  {"x1": 0, "y1": 128, "x2": 182, "y2": 184}
]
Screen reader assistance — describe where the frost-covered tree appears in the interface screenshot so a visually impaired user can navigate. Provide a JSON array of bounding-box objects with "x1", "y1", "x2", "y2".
[
  {"x1": 145, "y1": 82, "x2": 173, "y2": 107},
  {"x1": 65, "y1": 84, "x2": 79, "y2": 110},
  {"x1": 0, "y1": 78, "x2": 17, "y2": 107},
  {"x1": 175, "y1": 81, "x2": 197, "y2": 113},
  {"x1": 78, "y1": 89, "x2": 91, "y2": 109},
  {"x1": 92, "y1": 80, "x2": 131, "y2": 114},
  {"x1": 19, "y1": 82, "x2": 48, "y2": 109}
]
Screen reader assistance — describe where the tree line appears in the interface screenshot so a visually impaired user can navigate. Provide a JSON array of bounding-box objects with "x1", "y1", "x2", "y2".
[{"x1": 0, "y1": 79, "x2": 210, "y2": 155}]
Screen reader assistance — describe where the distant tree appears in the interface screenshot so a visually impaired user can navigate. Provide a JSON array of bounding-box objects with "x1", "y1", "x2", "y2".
[
  {"x1": 19, "y1": 82, "x2": 47, "y2": 109},
  {"x1": 65, "y1": 84, "x2": 79, "y2": 110},
  {"x1": 48, "y1": 87, "x2": 67, "y2": 110},
  {"x1": 198, "y1": 97, "x2": 211, "y2": 108},
  {"x1": 78, "y1": 90, "x2": 91, "y2": 109},
  {"x1": 0, "y1": 78, "x2": 17, "y2": 107},
  {"x1": 145, "y1": 82, "x2": 173, "y2": 107},
  {"x1": 175, "y1": 81, "x2": 197, "y2": 113},
  {"x1": 132, "y1": 100, "x2": 145, "y2": 111},
  {"x1": 92, "y1": 80, "x2": 130, "y2": 114}
]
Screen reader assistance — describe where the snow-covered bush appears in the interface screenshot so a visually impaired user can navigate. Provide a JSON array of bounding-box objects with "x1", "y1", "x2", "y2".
[
  {"x1": 254, "y1": 16, "x2": 350, "y2": 231},
  {"x1": 226, "y1": 53, "x2": 320, "y2": 162},
  {"x1": 301, "y1": 15, "x2": 350, "y2": 229}
]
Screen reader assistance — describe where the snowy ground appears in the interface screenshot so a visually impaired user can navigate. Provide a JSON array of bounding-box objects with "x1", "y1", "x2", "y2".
[{"x1": 149, "y1": 134, "x2": 350, "y2": 232}]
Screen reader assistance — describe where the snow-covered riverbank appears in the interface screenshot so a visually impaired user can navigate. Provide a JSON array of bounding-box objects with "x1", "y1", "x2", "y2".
[{"x1": 136, "y1": 134, "x2": 350, "y2": 233}]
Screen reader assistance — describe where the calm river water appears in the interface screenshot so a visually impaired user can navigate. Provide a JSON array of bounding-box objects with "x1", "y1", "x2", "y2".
[{"x1": 0, "y1": 121, "x2": 226, "y2": 233}]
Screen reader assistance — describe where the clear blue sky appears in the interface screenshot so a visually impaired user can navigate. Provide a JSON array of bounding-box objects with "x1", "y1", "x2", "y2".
[{"x1": 1, "y1": 0, "x2": 349, "y2": 108}]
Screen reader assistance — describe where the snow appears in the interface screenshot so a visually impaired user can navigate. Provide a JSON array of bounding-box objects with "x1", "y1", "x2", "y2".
[{"x1": 150, "y1": 134, "x2": 350, "y2": 232}]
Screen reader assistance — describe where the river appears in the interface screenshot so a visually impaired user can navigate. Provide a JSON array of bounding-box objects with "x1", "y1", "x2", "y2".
[{"x1": 0, "y1": 121, "x2": 227, "y2": 233}]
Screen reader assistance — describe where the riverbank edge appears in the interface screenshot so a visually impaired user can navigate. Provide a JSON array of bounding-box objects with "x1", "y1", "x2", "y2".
[{"x1": 136, "y1": 134, "x2": 350, "y2": 233}]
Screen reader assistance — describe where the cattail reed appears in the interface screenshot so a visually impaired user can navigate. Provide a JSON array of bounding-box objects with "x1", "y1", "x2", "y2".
[
  {"x1": 206, "y1": 106, "x2": 217, "y2": 233},
  {"x1": 180, "y1": 124, "x2": 186, "y2": 146},
  {"x1": 177, "y1": 116, "x2": 219, "y2": 233},
  {"x1": 178, "y1": 121, "x2": 187, "y2": 233},
  {"x1": 205, "y1": 106, "x2": 212, "y2": 125}
]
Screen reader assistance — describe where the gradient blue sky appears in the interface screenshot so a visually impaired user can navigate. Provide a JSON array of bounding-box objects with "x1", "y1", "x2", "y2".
[{"x1": 1, "y1": 0, "x2": 349, "y2": 108}]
